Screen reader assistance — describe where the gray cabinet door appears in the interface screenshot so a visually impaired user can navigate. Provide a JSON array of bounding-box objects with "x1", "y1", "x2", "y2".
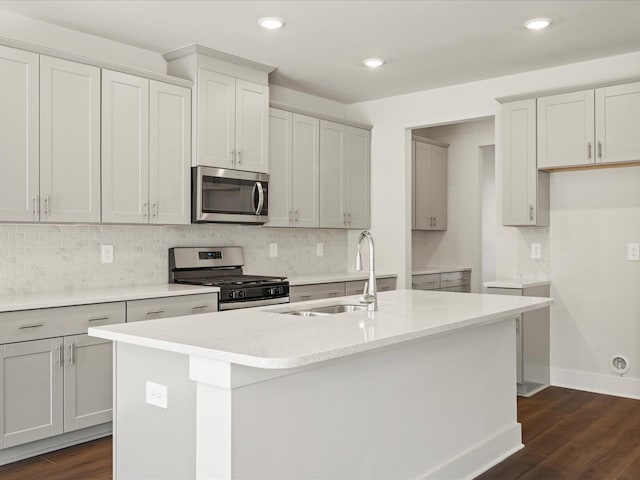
[
  {"x1": 197, "y1": 69, "x2": 235, "y2": 168},
  {"x1": 0, "y1": 45, "x2": 39, "y2": 223},
  {"x1": 595, "y1": 82, "x2": 640, "y2": 164},
  {"x1": 266, "y1": 108, "x2": 293, "y2": 227},
  {"x1": 235, "y1": 80, "x2": 269, "y2": 173},
  {"x1": 430, "y1": 145, "x2": 447, "y2": 230},
  {"x1": 345, "y1": 127, "x2": 370, "y2": 229},
  {"x1": 149, "y1": 81, "x2": 191, "y2": 225},
  {"x1": 63, "y1": 334, "x2": 113, "y2": 432},
  {"x1": 40, "y1": 56, "x2": 101, "y2": 223},
  {"x1": 292, "y1": 114, "x2": 320, "y2": 228},
  {"x1": 0, "y1": 338, "x2": 64, "y2": 449},
  {"x1": 413, "y1": 141, "x2": 432, "y2": 230},
  {"x1": 101, "y1": 70, "x2": 150, "y2": 224},
  {"x1": 537, "y1": 90, "x2": 595, "y2": 169},
  {"x1": 319, "y1": 120, "x2": 347, "y2": 228}
]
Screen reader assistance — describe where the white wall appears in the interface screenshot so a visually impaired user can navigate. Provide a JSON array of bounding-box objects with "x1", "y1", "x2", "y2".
[{"x1": 411, "y1": 118, "x2": 495, "y2": 292}]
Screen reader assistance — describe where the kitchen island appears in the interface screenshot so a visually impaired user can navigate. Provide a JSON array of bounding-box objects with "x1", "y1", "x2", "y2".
[{"x1": 90, "y1": 289, "x2": 552, "y2": 479}]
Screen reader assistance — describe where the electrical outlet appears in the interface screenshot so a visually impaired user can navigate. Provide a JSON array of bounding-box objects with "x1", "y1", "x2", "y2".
[
  {"x1": 146, "y1": 381, "x2": 168, "y2": 409},
  {"x1": 269, "y1": 243, "x2": 278, "y2": 258},
  {"x1": 317, "y1": 243, "x2": 324, "y2": 257},
  {"x1": 628, "y1": 243, "x2": 640, "y2": 261},
  {"x1": 101, "y1": 245, "x2": 113, "y2": 264},
  {"x1": 530, "y1": 243, "x2": 541, "y2": 260}
]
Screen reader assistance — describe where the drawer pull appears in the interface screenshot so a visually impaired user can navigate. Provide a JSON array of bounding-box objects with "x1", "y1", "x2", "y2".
[
  {"x1": 300, "y1": 295, "x2": 313, "y2": 299},
  {"x1": 88, "y1": 316, "x2": 110, "y2": 322},
  {"x1": 192, "y1": 305, "x2": 208, "y2": 310},
  {"x1": 328, "y1": 292, "x2": 341, "y2": 296},
  {"x1": 19, "y1": 323, "x2": 43, "y2": 330},
  {"x1": 146, "y1": 310, "x2": 165, "y2": 316},
  {"x1": 69, "y1": 344, "x2": 75, "y2": 365},
  {"x1": 57, "y1": 346, "x2": 63, "y2": 367}
]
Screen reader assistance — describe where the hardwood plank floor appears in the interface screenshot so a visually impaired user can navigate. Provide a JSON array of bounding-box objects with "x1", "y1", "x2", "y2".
[
  {"x1": 1, "y1": 387, "x2": 639, "y2": 479},
  {"x1": 478, "y1": 387, "x2": 640, "y2": 480}
]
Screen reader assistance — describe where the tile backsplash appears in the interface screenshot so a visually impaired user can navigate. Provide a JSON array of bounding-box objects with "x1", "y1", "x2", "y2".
[
  {"x1": 0, "y1": 224, "x2": 347, "y2": 296},
  {"x1": 516, "y1": 227, "x2": 551, "y2": 279}
]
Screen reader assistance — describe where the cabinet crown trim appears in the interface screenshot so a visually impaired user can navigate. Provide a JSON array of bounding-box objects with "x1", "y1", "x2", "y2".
[
  {"x1": 270, "y1": 102, "x2": 373, "y2": 131},
  {"x1": 163, "y1": 44, "x2": 276, "y2": 74}
]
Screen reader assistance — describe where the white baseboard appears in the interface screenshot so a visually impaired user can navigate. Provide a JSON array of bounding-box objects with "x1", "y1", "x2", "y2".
[
  {"x1": 551, "y1": 367, "x2": 640, "y2": 400},
  {"x1": 422, "y1": 423, "x2": 523, "y2": 480}
]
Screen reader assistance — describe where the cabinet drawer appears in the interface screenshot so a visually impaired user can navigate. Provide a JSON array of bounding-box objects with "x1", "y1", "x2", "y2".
[
  {"x1": 0, "y1": 302, "x2": 126, "y2": 344},
  {"x1": 411, "y1": 274, "x2": 440, "y2": 290},
  {"x1": 289, "y1": 283, "x2": 346, "y2": 303},
  {"x1": 440, "y1": 271, "x2": 471, "y2": 288},
  {"x1": 346, "y1": 277, "x2": 396, "y2": 296},
  {"x1": 126, "y1": 293, "x2": 219, "y2": 322},
  {"x1": 439, "y1": 285, "x2": 471, "y2": 293}
]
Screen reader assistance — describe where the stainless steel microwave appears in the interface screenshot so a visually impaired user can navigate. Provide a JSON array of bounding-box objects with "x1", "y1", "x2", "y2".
[{"x1": 192, "y1": 167, "x2": 269, "y2": 224}]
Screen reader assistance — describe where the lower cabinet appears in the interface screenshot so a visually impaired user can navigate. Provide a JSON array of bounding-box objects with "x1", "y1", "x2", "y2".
[
  {"x1": 289, "y1": 277, "x2": 397, "y2": 303},
  {"x1": 126, "y1": 293, "x2": 218, "y2": 322},
  {"x1": 412, "y1": 270, "x2": 471, "y2": 293}
]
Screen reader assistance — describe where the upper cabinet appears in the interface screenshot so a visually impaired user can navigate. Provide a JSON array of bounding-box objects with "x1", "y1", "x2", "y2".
[
  {"x1": 412, "y1": 139, "x2": 447, "y2": 231},
  {"x1": 537, "y1": 82, "x2": 640, "y2": 169},
  {"x1": 102, "y1": 70, "x2": 191, "y2": 225},
  {"x1": 344, "y1": 126, "x2": 371, "y2": 229},
  {"x1": 502, "y1": 99, "x2": 549, "y2": 227}
]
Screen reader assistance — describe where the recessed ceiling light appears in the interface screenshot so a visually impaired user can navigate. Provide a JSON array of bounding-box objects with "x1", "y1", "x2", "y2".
[
  {"x1": 363, "y1": 58, "x2": 385, "y2": 68},
  {"x1": 524, "y1": 18, "x2": 552, "y2": 30},
  {"x1": 258, "y1": 17, "x2": 285, "y2": 30}
]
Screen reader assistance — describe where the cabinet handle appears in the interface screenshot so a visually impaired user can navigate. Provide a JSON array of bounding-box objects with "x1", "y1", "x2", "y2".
[
  {"x1": 69, "y1": 344, "x2": 75, "y2": 365},
  {"x1": 597, "y1": 141, "x2": 603, "y2": 159},
  {"x1": 230, "y1": 150, "x2": 235, "y2": 166},
  {"x1": 33, "y1": 195, "x2": 39, "y2": 217},
  {"x1": 295, "y1": 210, "x2": 300, "y2": 223},
  {"x1": 152, "y1": 202, "x2": 157, "y2": 218},
  {"x1": 328, "y1": 291, "x2": 340, "y2": 296},
  {"x1": 192, "y1": 305, "x2": 208, "y2": 310},
  {"x1": 237, "y1": 150, "x2": 242, "y2": 165},
  {"x1": 19, "y1": 323, "x2": 43, "y2": 329},
  {"x1": 143, "y1": 202, "x2": 148, "y2": 217},
  {"x1": 300, "y1": 295, "x2": 313, "y2": 300},
  {"x1": 146, "y1": 310, "x2": 165, "y2": 316},
  {"x1": 58, "y1": 346, "x2": 63, "y2": 367},
  {"x1": 587, "y1": 142, "x2": 592, "y2": 160},
  {"x1": 343, "y1": 213, "x2": 347, "y2": 226},
  {"x1": 529, "y1": 205, "x2": 534, "y2": 222},
  {"x1": 88, "y1": 316, "x2": 110, "y2": 322},
  {"x1": 348, "y1": 213, "x2": 351, "y2": 225},
  {"x1": 288, "y1": 210, "x2": 292, "y2": 226},
  {"x1": 44, "y1": 195, "x2": 50, "y2": 216}
]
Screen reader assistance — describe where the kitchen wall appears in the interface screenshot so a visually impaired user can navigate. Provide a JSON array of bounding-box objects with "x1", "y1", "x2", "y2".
[
  {"x1": 346, "y1": 50, "x2": 640, "y2": 396},
  {"x1": 0, "y1": 224, "x2": 347, "y2": 296},
  {"x1": 481, "y1": 145, "x2": 496, "y2": 283},
  {"x1": 411, "y1": 118, "x2": 495, "y2": 292}
]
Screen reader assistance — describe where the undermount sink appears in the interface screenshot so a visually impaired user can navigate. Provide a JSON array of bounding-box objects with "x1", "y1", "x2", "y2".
[{"x1": 275, "y1": 304, "x2": 367, "y2": 316}]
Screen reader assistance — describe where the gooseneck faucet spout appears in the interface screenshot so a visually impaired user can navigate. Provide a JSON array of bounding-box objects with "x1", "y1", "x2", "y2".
[{"x1": 355, "y1": 231, "x2": 377, "y2": 311}]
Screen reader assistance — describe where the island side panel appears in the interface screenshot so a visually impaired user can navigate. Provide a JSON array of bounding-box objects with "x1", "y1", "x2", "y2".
[
  {"x1": 193, "y1": 317, "x2": 520, "y2": 479},
  {"x1": 114, "y1": 343, "x2": 196, "y2": 479}
]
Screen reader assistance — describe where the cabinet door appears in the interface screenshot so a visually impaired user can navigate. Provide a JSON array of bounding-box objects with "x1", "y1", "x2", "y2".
[
  {"x1": 265, "y1": 108, "x2": 293, "y2": 227},
  {"x1": 149, "y1": 81, "x2": 191, "y2": 225},
  {"x1": 413, "y1": 141, "x2": 432, "y2": 230},
  {"x1": 292, "y1": 114, "x2": 320, "y2": 228},
  {"x1": 40, "y1": 56, "x2": 101, "y2": 223},
  {"x1": 596, "y1": 82, "x2": 640, "y2": 164},
  {"x1": 63, "y1": 335, "x2": 113, "y2": 432},
  {"x1": 319, "y1": 120, "x2": 347, "y2": 228},
  {"x1": 430, "y1": 145, "x2": 447, "y2": 230},
  {"x1": 235, "y1": 80, "x2": 269, "y2": 173},
  {"x1": 345, "y1": 127, "x2": 370, "y2": 229},
  {"x1": 0, "y1": 338, "x2": 64, "y2": 449},
  {"x1": 411, "y1": 141, "x2": 416, "y2": 230},
  {"x1": 537, "y1": 90, "x2": 595, "y2": 169},
  {"x1": 197, "y1": 69, "x2": 235, "y2": 168},
  {"x1": 101, "y1": 70, "x2": 150, "y2": 224},
  {"x1": 0, "y1": 46, "x2": 39, "y2": 222},
  {"x1": 502, "y1": 99, "x2": 539, "y2": 226}
]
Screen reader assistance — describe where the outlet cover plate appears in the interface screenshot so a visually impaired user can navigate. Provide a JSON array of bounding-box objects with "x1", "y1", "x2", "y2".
[
  {"x1": 531, "y1": 243, "x2": 541, "y2": 260},
  {"x1": 628, "y1": 243, "x2": 639, "y2": 261},
  {"x1": 101, "y1": 245, "x2": 113, "y2": 264},
  {"x1": 269, "y1": 243, "x2": 278, "y2": 258},
  {"x1": 146, "y1": 381, "x2": 168, "y2": 409},
  {"x1": 317, "y1": 243, "x2": 324, "y2": 256}
]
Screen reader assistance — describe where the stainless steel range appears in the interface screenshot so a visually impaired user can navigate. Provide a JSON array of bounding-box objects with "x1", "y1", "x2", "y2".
[{"x1": 169, "y1": 247, "x2": 289, "y2": 310}]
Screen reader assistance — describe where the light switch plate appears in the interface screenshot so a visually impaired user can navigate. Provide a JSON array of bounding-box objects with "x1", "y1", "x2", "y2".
[
  {"x1": 101, "y1": 245, "x2": 113, "y2": 264},
  {"x1": 530, "y1": 243, "x2": 541, "y2": 260},
  {"x1": 269, "y1": 243, "x2": 278, "y2": 258},
  {"x1": 628, "y1": 243, "x2": 639, "y2": 261},
  {"x1": 317, "y1": 243, "x2": 324, "y2": 257},
  {"x1": 145, "y1": 381, "x2": 167, "y2": 409}
]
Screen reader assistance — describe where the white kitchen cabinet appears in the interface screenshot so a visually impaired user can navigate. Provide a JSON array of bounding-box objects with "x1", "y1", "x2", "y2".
[
  {"x1": 196, "y1": 69, "x2": 268, "y2": 172},
  {"x1": 320, "y1": 121, "x2": 371, "y2": 229},
  {"x1": 266, "y1": 109, "x2": 320, "y2": 228},
  {"x1": 40, "y1": 55, "x2": 101, "y2": 223},
  {"x1": 102, "y1": 70, "x2": 191, "y2": 225},
  {"x1": 412, "y1": 139, "x2": 447, "y2": 231},
  {"x1": 595, "y1": 82, "x2": 640, "y2": 164},
  {"x1": 0, "y1": 45, "x2": 39, "y2": 223},
  {"x1": 502, "y1": 99, "x2": 549, "y2": 227},
  {"x1": 537, "y1": 90, "x2": 595, "y2": 169}
]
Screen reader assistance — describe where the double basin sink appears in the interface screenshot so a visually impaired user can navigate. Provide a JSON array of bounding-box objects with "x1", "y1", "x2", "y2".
[{"x1": 275, "y1": 304, "x2": 367, "y2": 317}]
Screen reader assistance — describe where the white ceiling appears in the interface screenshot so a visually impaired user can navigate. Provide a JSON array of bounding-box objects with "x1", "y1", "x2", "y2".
[{"x1": 1, "y1": 0, "x2": 640, "y2": 103}]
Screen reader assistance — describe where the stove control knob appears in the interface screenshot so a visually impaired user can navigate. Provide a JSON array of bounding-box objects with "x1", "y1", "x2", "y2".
[
  {"x1": 228, "y1": 291, "x2": 236, "y2": 300},
  {"x1": 237, "y1": 290, "x2": 245, "y2": 299}
]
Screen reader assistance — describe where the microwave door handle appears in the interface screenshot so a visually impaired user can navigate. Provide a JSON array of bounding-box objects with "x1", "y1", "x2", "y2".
[{"x1": 255, "y1": 182, "x2": 264, "y2": 215}]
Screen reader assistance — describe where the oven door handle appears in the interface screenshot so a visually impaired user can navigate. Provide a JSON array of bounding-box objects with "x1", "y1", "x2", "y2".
[{"x1": 255, "y1": 182, "x2": 264, "y2": 215}]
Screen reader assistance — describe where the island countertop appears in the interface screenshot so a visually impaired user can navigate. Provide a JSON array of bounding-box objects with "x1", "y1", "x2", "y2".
[{"x1": 89, "y1": 289, "x2": 552, "y2": 370}]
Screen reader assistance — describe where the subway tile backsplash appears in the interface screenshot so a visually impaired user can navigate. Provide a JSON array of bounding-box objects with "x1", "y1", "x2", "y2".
[{"x1": 0, "y1": 224, "x2": 347, "y2": 296}]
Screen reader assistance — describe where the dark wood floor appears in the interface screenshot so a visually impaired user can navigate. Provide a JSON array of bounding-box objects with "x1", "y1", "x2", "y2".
[{"x1": 0, "y1": 387, "x2": 639, "y2": 479}]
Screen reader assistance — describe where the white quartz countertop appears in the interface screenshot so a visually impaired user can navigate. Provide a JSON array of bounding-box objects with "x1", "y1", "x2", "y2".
[
  {"x1": 412, "y1": 266, "x2": 472, "y2": 275},
  {"x1": 484, "y1": 279, "x2": 551, "y2": 289},
  {"x1": 90, "y1": 289, "x2": 552, "y2": 370},
  {"x1": 0, "y1": 284, "x2": 220, "y2": 313},
  {"x1": 286, "y1": 272, "x2": 397, "y2": 286}
]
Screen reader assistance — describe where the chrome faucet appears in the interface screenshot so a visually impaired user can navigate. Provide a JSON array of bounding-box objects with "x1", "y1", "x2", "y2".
[{"x1": 355, "y1": 231, "x2": 377, "y2": 311}]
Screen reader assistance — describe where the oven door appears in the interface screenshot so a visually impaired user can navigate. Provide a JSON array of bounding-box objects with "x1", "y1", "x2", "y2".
[{"x1": 193, "y1": 167, "x2": 269, "y2": 224}]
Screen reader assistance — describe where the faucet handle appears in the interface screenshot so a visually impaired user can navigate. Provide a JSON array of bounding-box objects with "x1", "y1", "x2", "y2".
[{"x1": 360, "y1": 281, "x2": 374, "y2": 304}]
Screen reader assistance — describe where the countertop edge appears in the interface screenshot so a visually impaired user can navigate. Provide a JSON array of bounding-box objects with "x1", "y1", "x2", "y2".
[{"x1": 287, "y1": 272, "x2": 398, "y2": 286}]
